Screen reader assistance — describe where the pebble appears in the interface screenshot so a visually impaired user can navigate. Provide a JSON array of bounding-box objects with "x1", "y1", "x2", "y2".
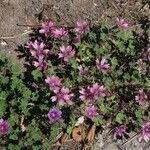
[{"x1": 0, "y1": 40, "x2": 8, "y2": 46}]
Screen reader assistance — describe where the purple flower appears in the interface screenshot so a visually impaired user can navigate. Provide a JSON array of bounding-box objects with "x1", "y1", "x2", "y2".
[
  {"x1": 74, "y1": 21, "x2": 89, "y2": 34},
  {"x1": 116, "y1": 17, "x2": 129, "y2": 31},
  {"x1": 39, "y1": 21, "x2": 54, "y2": 36},
  {"x1": 33, "y1": 57, "x2": 47, "y2": 71},
  {"x1": 96, "y1": 58, "x2": 110, "y2": 73},
  {"x1": 138, "y1": 122, "x2": 150, "y2": 142},
  {"x1": 78, "y1": 65, "x2": 89, "y2": 76},
  {"x1": 84, "y1": 105, "x2": 98, "y2": 120},
  {"x1": 45, "y1": 76, "x2": 61, "y2": 92},
  {"x1": 135, "y1": 89, "x2": 147, "y2": 105},
  {"x1": 51, "y1": 87, "x2": 74, "y2": 106},
  {"x1": 52, "y1": 27, "x2": 68, "y2": 39},
  {"x1": 0, "y1": 119, "x2": 9, "y2": 136},
  {"x1": 114, "y1": 125, "x2": 126, "y2": 139},
  {"x1": 147, "y1": 47, "x2": 150, "y2": 61},
  {"x1": 90, "y1": 83, "x2": 106, "y2": 99},
  {"x1": 58, "y1": 45, "x2": 75, "y2": 62},
  {"x1": 47, "y1": 108, "x2": 62, "y2": 122}
]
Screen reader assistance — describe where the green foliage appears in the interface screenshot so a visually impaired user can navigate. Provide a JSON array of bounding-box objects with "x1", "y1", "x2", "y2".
[
  {"x1": 115, "y1": 112, "x2": 125, "y2": 124},
  {"x1": 0, "y1": 21, "x2": 149, "y2": 149}
]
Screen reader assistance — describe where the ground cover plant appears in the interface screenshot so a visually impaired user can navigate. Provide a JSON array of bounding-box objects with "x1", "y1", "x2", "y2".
[{"x1": 0, "y1": 18, "x2": 150, "y2": 149}]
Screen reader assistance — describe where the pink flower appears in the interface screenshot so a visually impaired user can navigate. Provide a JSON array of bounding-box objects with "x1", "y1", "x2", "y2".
[
  {"x1": 75, "y1": 21, "x2": 89, "y2": 34},
  {"x1": 0, "y1": 119, "x2": 9, "y2": 136},
  {"x1": 114, "y1": 125, "x2": 126, "y2": 139},
  {"x1": 90, "y1": 83, "x2": 106, "y2": 99},
  {"x1": 58, "y1": 45, "x2": 75, "y2": 62},
  {"x1": 25, "y1": 41, "x2": 34, "y2": 50},
  {"x1": 78, "y1": 65, "x2": 89, "y2": 76},
  {"x1": 138, "y1": 122, "x2": 150, "y2": 142},
  {"x1": 51, "y1": 87, "x2": 74, "y2": 106},
  {"x1": 45, "y1": 76, "x2": 61, "y2": 92},
  {"x1": 39, "y1": 21, "x2": 54, "y2": 36},
  {"x1": 33, "y1": 57, "x2": 47, "y2": 71},
  {"x1": 31, "y1": 82, "x2": 38, "y2": 88},
  {"x1": 79, "y1": 87, "x2": 93, "y2": 102},
  {"x1": 79, "y1": 83, "x2": 106, "y2": 102},
  {"x1": 52, "y1": 27, "x2": 68, "y2": 39},
  {"x1": 84, "y1": 105, "x2": 98, "y2": 120},
  {"x1": 26, "y1": 40, "x2": 49, "y2": 59},
  {"x1": 73, "y1": 34, "x2": 81, "y2": 43},
  {"x1": 116, "y1": 17, "x2": 129, "y2": 31},
  {"x1": 147, "y1": 47, "x2": 150, "y2": 61},
  {"x1": 135, "y1": 89, "x2": 147, "y2": 105},
  {"x1": 96, "y1": 58, "x2": 110, "y2": 73}
]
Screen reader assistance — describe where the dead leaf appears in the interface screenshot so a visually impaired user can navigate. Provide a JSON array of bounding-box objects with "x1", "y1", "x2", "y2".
[
  {"x1": 20, "y1": 116, "x2": 26, "y2": 132},
  {"x1": 60, "y1": 133, "x2": 68, "y2": 144},
  {"x1": 52, "y1": 141, "x2": 61, "y2": 147},
  {"x1": 72, "y1": 126, "x2": 82, "y2": 142},
  {"x1": 86, "y1": 125, "x2": 96, "y2": 142}
]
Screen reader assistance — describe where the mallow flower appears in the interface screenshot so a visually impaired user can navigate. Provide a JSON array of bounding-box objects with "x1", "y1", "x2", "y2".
[
  {"x1": 45, "y1": 76, "x2": 61, "y2": 92},
  {"x1": 0, "y1": 119, "x2": 9, "y2": 136},
  {"x1": 33, "y1": 57, "x2": 47, "y2": 71},
  {"x1": 84, "y1": 105, "x2": 98, "y2": 120},
  {"x1": 47, "y1": 108, "x2": 62, "y2": 122},
  {"x1": 58, "y1": 45, "x2": 75, "y2": 62},
  {"x1": 116, "y1": 17, "x2": 129, "y2": 31},
  {"x1": 147, "y1": 47, "x2": 150, "y2": 61},
  {"x1": 114, "y1": 125, "x2": 127, "y2": 139},
  {"x1": 78, "y1": 65, "x2": 89, "y2": 76},
  {"x1": 52, "y1": 27, "x2": 68, "y2": 39},
  {"x1": 96, "y1": 58, "x2": 110, "y2": 73},
  {"x1": 39, "y1": 21, "x2": 54, "y2": 36},
  {"x1": 74, "y1": 21, "x2": 89, "y2": 34},
  {"x1": 51, "y1": 87, "x2": 74, "y2": 106},
  {"x1": 25, "y1": 40, "x2": 49, "y2": 59},
  {"x1": 79, "y1": 83, "x2": 106, "y2": 102},
  {"x1": 135, "y1": 89, "x2": 147, "y2": 105},
  {"x1": 138, "y1": 122, "x2": 150, "y2": 142}
]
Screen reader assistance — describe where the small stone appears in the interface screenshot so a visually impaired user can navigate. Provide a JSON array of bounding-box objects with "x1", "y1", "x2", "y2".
[
  {"x1": 0, "y1": 40, "x2": 8, "y2": 46},
  {"x1": 103, "y1": 143, "x2": 119, "y2": 150},
  {"x1": 94, "y1": 134, "x2": 105, "y2": 150}
]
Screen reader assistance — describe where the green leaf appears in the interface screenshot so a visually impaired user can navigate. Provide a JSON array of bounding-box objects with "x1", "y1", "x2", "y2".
[
  {"x1": 31, "y1": 70, "x2": 43, "y2": 80},
  {"x1": 135, "y1": 108, "x2": 144, "y2": 123},
  {"x1": 0, "y1": 93, "x2": 7, "y2": 117},
  {"x1": 69, "y1": 58, "x2": 78, "y2": 69},
  {"x1": 47, "y1": 60, "x2": 56, "y2": 75},
  {"x1": 0, "y1": 76, "x2": 9, "y2": 85},
  {"x1": 49, "y1": 127, "x2": 59, "y2": 141},
  {"x1": 66, "y1": 125, "x2": 73, "y2": 135},
  {"x1": 9, "y1": 132, "x2": 18, "y2": 140},
  {"x1": 115, "y1": 112, "x2": 125, "y2": 124},
  {"x1": 88, "y1": 31, "x2": 97, "y2": 41},
  {"x1": 94, "y1": 116, "x2": 105, "y2": 126},
  {"x1": 111, "y1": 57, "x2": 118, "y2": 69},
  {"x1": 10, "y1": 65, "x2": 21, "y2": 76},
  {"x1": 8, "y1": 114, "x2": 17, "y2": 126}
]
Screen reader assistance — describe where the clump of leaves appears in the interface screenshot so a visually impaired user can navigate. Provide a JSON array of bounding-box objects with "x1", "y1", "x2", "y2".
[{"x1": 0, "y1": 18, "x2": 150, "y2": 149}]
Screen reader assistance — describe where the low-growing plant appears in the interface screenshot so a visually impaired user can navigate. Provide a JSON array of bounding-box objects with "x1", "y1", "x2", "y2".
[{"x1": 0, "y1": 18, "x2": 150, "y2": 149}]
